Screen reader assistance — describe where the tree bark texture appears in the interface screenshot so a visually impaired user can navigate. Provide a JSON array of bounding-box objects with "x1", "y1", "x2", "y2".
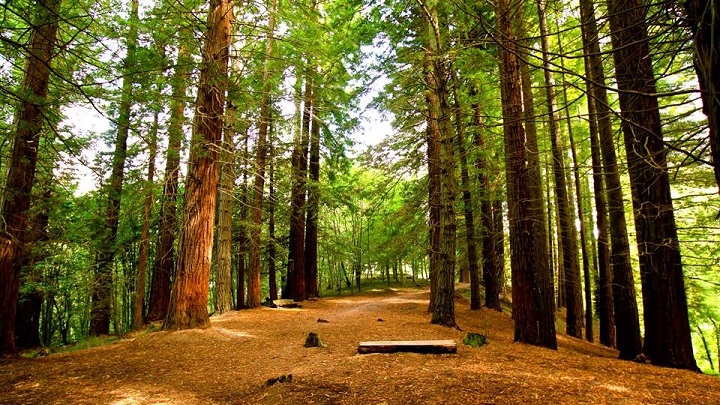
[
  {"x1": 0, "y1": 0, "x2": 61, "y2": 353},
  {"x1": 163, "y1": 0, "x2": 233, "y2": 330},
  {"x1": 304, "y1": 90, "x2": 321, "y2": 299},
  {"x1": 214, "y1": 114, "x2": 235, "y2": 315},
  {"x1": 91, "y1": 0, "x2": 139, "y2": 336},
  {"x1": 537, "y1": 0, "x2": 583, "y2": 339},
  {"x1": 452, "y1": 73, "x2": 480, "y2": 311},
  {"x1": 285, "y1": 70, "x2": 312, "y2": 302},
  {"x1": 134, "y1": 100, "x2": 158, "y2": 329},
  {"x1": 684, "y1": 0, "x2": 720, "y2": 196},
  {"x1": 607, "y1": 0, "x2": 697, "y2": 370},
  {"x1": 248, "y1": 0, "x2": 278, "y2": 308},
  {"x1": 147, "y1": 44, "x2": 189, "y2": 322},
  {"x1": 496, "y1": 0, "x2": 556, "y2": 349}
]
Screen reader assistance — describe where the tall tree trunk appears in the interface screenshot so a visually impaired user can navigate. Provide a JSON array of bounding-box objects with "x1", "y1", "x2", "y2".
[
  {"x1": 0, "y1": 0, "x2": 60, "y2": 352},
  {"x1": 236, "y1": 134, "x2": 249, "y2": 309},
  {"x1": 267, "y1": 135, "x2": 278, "y2": 301},
  {"x1": 580, "y1": 42, "x2": 615, "y2": 349},
  {"x1": 214, "y1": 109, "x2": 235, "y2": 315},
  {"x1": 91, "y1": 0, "x2": 139, "y2": 336},
  {"x1": 556, "y1": 27, "x2": 594, "y2": 342},
  {"x1": 607, "y1": 0, "x2": 697, "y2": 370},
  {"x1": 15, "y1": 181, "x2": 53, "y2": 349},
  {"x1": 513, "y1": 0, "x2": 556, "y2": 348},
  {"x1": 285, "y1": 69, "x2": 312, "y2": 302},
  {"x1": 471, "y1": 96, "x2": 501, "y2": 311},
  {"x1": 452, "y1": 73, "x2": 480, "y2": 310},
  {"x1": 580, "y1": 0, "x2": 641, "y2": 355},
  {"x1": 147, "y1": 45, "x2": 189, "y2": 323},
  {"x1": 163, "y1": 0, "x2": 233, "y2": 330},
  {"x1": 536, "y1": 0, "x2": 583, "y2": 339},
  {"x1": 304, "y1": 87, "x2": 321, "y2": 299},
  {"x1": 496, "y1": 0, "x2": 556, "y2": 349},
  {"x1": 683, "y1": 0, "x2": 720, "y2": 197},
  {"x1": 248, "y1": 0, "x2": 278, "y2": 308},
  {"x1": 134, "y1": 98, "x2": 159, "y2": 329}
]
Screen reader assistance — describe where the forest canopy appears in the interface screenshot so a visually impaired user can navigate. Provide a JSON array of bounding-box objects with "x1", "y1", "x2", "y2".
[{"x1": 0, "y1": 0, "x2": 718, "y2": 374}]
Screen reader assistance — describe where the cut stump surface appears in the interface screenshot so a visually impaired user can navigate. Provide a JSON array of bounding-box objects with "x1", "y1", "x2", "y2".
[{"x1": 358, "y1": 340, "x2": 457, "y2": 354}]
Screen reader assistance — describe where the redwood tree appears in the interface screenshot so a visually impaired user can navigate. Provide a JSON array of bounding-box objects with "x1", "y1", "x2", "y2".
[
  {"x1": 0, "y1": 0, "x2": 61, "y2": 353},
  {"x1": 164, "y1": 0, "x2": 234, "y2": 330},
  {"x1": 607, "y1": 0, "x2": 697, "y2": 370}
]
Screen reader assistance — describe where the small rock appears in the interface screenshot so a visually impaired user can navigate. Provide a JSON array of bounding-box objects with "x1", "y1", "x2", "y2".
[
  {"x1": 317, "y1": 318, "x2": 330, "y2": 323},
  {"x1": 377, "y1": 318, "x2": 384, "y2": 322}
]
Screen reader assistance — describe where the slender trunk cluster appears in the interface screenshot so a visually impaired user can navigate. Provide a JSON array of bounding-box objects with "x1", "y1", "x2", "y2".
[
  {"x1": 147, "y1": 44, "x2": 189, "y2": 322},
  {"x1": 91, "y1": 0, "x2": 139, "y2": 336},
  {"x1": 247, "y1": 0, "x2": 278, "y2": 308}
]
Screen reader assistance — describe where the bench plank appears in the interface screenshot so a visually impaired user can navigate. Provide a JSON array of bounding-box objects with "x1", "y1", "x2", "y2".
[{"x1": 357, "y1": 340, "x2": 457, "y2": 354}]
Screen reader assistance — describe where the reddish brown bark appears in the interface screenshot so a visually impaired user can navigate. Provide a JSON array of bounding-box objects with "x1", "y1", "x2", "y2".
[
  {"x1": 163, "y1": 0, "x2": 233, "y2": 330},
  {"x1": 248, "y1": 0, "x2": 278, "y2": 308},
  {"x1": 607, "y1": 0, "x2": 697, "y2": 370},
  {"x1": 0, "y1": 0, "x2": 61, "y2": 353}
]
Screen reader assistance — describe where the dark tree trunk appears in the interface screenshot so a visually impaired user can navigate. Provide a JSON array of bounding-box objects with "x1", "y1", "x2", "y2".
[
  {"x1": 304, "y1": 89, "x2": 320, "y2": 299},
  {"x1": 236, "y1": 135, "x2": 249, "y2": 310},
  {"x1": 496, "y1": 0, "x2": 556, "y2": 349},
  {"x1": 451, "y1": 72, "x2": 480, "y2": 310},
  {"x1": 268, "y1": 136, "x2": 278, "y2": 301},
  {"x1": 248, "y1": 0, "x2": 277, "y2": 308},
  {"x1": 556, "y1": 26, "x2": 595, "y2": 342},
  {"x1": 214, "y1": 110, "x2": 235, "y2": 315},
  {"x1": 91, "y1": 0, "x2": 139, "y2": 336},
  {"x1": 134, "y1": 98, "x2": 159, "y2": 329},
  {"x1": 579, "y1": 0, "x2": 616, "y2": 350},
  {"x1": 513, "y1": 0, "x2": 556, "y2": 348},
  {"x1": 537, "y1": 0, "x2": 583, "y2": 339},
  {"x1": 607, "y1": 0, "x2": 697, "y2": 370},
  {"x1": 471, "y1": 97, "x2": 501, "y2": 311},
  {"x1": 684, "y1": 0, "x2": 720, "y2": 196},
  {"x1": 0, "y1": 0, "x2": 61, "y2": 353},
  {"x1": 147, "y1": 46, "x2": 189, "y2": 322},
  {"x1": 163, "y1": 0, "x2": 233, "y2": 330},
  {"x1": 285, "y1": 69, "x2": 312, "y2": 302},
  {"x1": 16, "y1": 184, "x2": 52, "y2": 349}
]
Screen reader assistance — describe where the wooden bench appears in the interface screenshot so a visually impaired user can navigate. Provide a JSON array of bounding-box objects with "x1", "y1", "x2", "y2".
[{"x1": 357, "y1": 340, "x2": 457, "y2": 354}]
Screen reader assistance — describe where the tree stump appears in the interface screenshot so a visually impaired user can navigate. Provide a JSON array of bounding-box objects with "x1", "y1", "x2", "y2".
[{"x1": 304, "y1": 332, "x2": 324, "y2": 347}]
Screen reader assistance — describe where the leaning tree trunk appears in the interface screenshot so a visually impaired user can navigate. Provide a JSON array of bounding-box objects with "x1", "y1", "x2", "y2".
[
  {"x1": 91, "y1": 0, "x2": 139, "y2": 336},
  {"x1": 537, "y1": 0, "x2": 583, "y2": 339},
  {"x1": 0, "y1": 0, "x2": 61, "y2": 353},
  {"x1": 607, "y1": 0, "x2": 697, "y2": 370},
  {"x1": 163, "y1": 0, "x2": 233, "y2": 330},
  {"x1": 248, "y1": 0, "x2": 278, "y2": 308},
  {"x1": 147, "y1": 44, "x2": 189, "y2": 323}
]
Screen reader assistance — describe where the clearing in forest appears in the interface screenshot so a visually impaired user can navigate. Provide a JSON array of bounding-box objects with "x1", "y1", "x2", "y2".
[{"x1": 1, "y1": 286, "x2": 718, "y2": 404}]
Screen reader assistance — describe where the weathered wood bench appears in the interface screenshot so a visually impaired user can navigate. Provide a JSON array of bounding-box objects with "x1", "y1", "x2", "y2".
[{"x1": 357, "y1": 340, "x2": 457, "y2": 354}]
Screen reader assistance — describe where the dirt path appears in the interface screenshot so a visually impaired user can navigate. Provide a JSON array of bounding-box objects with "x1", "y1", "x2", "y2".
[{"x1": 1, "y1": 286, "x2": 718, "y2": 404}]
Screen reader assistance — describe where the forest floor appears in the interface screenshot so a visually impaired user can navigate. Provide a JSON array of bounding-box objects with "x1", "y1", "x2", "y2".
[{"x1": 1, "y1": 284, "x2": 719, "y2": 404}]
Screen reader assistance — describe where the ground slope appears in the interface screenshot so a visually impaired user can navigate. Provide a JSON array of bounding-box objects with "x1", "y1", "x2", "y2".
[{"x1": 1, "y1": 286, "x2": 718, "y2": 404}]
